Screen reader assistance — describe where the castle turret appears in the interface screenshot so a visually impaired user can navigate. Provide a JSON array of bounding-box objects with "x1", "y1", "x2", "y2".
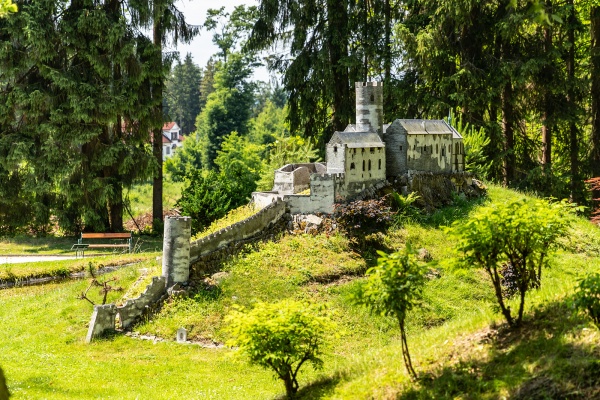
[{"x1": 355, "y1": 82, "x2": 383, "y2": 135}]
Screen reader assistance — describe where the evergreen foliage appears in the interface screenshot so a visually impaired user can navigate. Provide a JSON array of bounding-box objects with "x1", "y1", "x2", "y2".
[
  {"x1": 176, "y1": 170, "x2": 232, "y2": 235},
  {"x1": 165, "y1": 53, "x2": 202, "y2": 135}
]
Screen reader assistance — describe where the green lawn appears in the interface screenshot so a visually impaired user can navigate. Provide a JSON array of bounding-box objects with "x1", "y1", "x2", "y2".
[{"x1": 1, "y1": 185, "x2": 599, "y2": 399}]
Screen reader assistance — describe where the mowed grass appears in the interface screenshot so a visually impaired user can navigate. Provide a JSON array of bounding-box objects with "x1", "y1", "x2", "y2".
[
  {"x1": 0, "y1": 262, "x2": 281, "y2": 400},
  {"x1": 2, "y1": 184, "x2": 600, "y2": 399}
]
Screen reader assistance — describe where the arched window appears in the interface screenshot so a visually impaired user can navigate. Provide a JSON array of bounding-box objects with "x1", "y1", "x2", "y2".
[
  {"x1": 350, "y1": 162, "x2": 356, "y2": 170},
  {"x1": 362, "y1": 160, "x2": 365, "y2": 171},
  {"x1": 368, "y1": 160, "x2": 371, "y2": 170},
  {"x1": 378, "y1": 159, "x2": 382, "y2": 169}
]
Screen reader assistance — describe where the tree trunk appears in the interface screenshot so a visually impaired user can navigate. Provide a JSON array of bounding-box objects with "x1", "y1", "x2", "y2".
[
  {"x1": 399, "y1": 318, "x2": 417, "y2": 380},
  {"x1": 591, "y1": 6, "x2": 600, "y2": 201},
  {"x1": 326, "y1": 0, "x2": 351, "y2": 132},
  {"x1": 152, "y1": 9, "x2": 164, "y2": 232},
  {"x1": 542, "y1": 4, "x2": 553, "y2": 174},
  {"x1": 567, "y1": 0, "x2": 581, "y2": 203},
  {"x1": 502, "y1": 81, "x2": 515, "y2": 186}
]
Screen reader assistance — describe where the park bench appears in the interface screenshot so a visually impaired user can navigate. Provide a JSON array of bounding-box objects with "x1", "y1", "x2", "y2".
[{"x1": 71, "y1": 232, "x2": 133, "y2": 258}]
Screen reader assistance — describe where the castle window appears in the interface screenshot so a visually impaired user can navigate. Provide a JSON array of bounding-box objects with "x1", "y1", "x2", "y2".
[
  {"x1": 350, "y1": 162, "x2": 355, "y2": 170},
  {"x1": 370, "y1": 94, "x2": 375, "y2": 102},
  {"x1": 334, "y1": 146, "x2": 338, "y2": 153},
  {"x1": 362, "y1": 160, "x2": 365, "y2": 171},
  {"x1": 378, "y1": 159, "x2": 382, "y2": 169},
  {"x1": 370, "y1": 148, "x2": 375, "y2": 154},
  {"x1": 436, "y1": 144, "x2": 438, "y2": 154},
  {"x1": 368, "y1": 160, "x2": 371, "y2": 170},
  {"x1": 362, "y1": 148, "x2": 365, "y2": 153},
  {"x1": 400, "y1": 145, "x2": 403, "y2": 151}
]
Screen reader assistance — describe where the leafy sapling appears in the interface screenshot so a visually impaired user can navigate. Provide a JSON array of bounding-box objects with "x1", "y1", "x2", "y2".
[
  {"x1": 225, "y1": 300, "x2": 335, "y2": 398},
  {"x1": 574, "y1": 273, "x2": 600, "y2": 329},
  {"x1": 448, "y1": 198, "x2": 577, "y2": 327},
  {"x1": 353, "y1": 246, "x2": 426, "y2": 380}
]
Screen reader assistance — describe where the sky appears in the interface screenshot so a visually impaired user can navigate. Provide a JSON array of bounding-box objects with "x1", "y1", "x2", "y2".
[{"x1": 170, "y1": 0, "x2": 271, "y2": 82}]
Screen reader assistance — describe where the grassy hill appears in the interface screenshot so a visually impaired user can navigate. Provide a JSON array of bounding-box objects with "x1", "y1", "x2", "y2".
[{"x1": 0, "y1": 185, "x2": 599, "y2": 399}]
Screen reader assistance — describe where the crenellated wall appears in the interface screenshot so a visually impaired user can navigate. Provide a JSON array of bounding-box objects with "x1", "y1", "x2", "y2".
[
  {"x1": 86, "y1": 276, "x2": 167, "y2": 342},
  {"x1": 189, "y1": 199, "x2": 287, "y2": 264}
]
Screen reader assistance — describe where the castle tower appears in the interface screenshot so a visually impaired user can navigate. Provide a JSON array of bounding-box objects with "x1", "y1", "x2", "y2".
[{"x1": 355, "y1": 81, "x2": 384, "y2": 135}]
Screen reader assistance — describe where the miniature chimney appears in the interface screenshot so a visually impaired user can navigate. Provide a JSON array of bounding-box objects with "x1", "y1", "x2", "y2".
[{"x1": 355, "y1": 82, "x2": 384, "y2": 135}]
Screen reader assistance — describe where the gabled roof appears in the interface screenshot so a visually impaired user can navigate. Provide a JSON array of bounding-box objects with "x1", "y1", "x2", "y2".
[
  {"x1": 162, "y1": 122, "x2": 179, "y2": 131},
  {"x1": 328, "y1": 131, "x2": 384, "y2": 148},
  {"x1": 162, "y1": 135, "x2": 171, "y2": 144},
  {"x1": 393, "y1": 119, "x2": 462, "y2": 139}
]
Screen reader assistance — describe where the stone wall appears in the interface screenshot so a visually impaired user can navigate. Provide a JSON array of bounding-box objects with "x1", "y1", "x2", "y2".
[
  {"x1": 189, "y1": 199, "x2": 287, "y2": 264},
  {"x1": 86, "y1": 276, "x2": 167, "y2": 342},
  {"x1": 273, "y1": 163, "x2": 326, "y2": 194},
  {"x1": 189, "y1": 213, "x2": 289, "y2": 277},
  {"x1": 393, "y1": 171, "x2": 482, "y2": 211}
]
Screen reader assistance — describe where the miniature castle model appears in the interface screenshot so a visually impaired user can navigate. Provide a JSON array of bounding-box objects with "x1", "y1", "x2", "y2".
[{"x1": 251, "y1": 82, "x2": 465, "y2": 213}]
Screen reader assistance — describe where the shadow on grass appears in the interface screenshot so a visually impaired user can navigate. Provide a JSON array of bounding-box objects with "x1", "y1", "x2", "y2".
[
  {"x1": 273, "y1": 374, "x2": 344, "y2": 400},
  {"x1": 418, "y1": 194, "x2": 488, "y2": 229},
  {"x1": 400, "y1": 300, "x2": 600, "y2": 400}
]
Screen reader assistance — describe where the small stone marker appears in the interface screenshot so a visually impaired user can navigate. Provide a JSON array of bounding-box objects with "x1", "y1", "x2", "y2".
[{"x1": 176, "y1": 327, "x2": 187, "y2": 343}]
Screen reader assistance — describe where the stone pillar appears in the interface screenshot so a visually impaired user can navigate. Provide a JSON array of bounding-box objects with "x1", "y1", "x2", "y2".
[
  {"x1": 355, "y1": 81, "x2": 384, "y2": 134},
  {"x1": 162, "y1": 216, "x2": 192, "y2": 287}
]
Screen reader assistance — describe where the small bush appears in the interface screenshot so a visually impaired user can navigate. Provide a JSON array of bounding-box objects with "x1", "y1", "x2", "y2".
[
  {"x1": 334, "y1": 196, "x2": 394, "y2": 235},
  {"x1": 448, "y1": 198, "x2": 577, "y2": 327},
  {"x1": 574, "y1": 273, "x2": 600, "y2": 328},
  {"x1": 225, "y1": 300, "x2": 335, "y2": 398}
]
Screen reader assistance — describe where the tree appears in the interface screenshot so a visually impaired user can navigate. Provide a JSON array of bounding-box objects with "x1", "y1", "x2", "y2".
[
  {"x1": 214, "y1": 131, "x2": 263, "y2": 206},
  {"x1": 195, "y1": 53, "x2": 256, "y2": 169},
  {"x1": 353, "y1": 246, "x2": 426, "y2": 380},
  {"x1": 225, "y1": 300, "x2": 334, "y2": 398},
  {"x1": 0, "y1": 0, "x2": 16, "y2": 17},
  {"x1": 199, "y1": 58, "x2": 217, "y2": 111},
  {"x1": 176, "y1": 170, "x2": 233, "y2": 235},
  {"x1": 448, "y1": 198, "x2": 576, "y2": 327},
  {"x1": 132, "y1": 0, "x2": 198, "y2": 233},
  {"x1": 165, "y1": 53, "x2": 202, "y2": 135}
]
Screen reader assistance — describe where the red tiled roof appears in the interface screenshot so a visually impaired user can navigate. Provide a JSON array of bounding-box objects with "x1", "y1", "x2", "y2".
[
  {"x1": 162, "y1": 135, "x2": 171, "y2": 144},
  {"x1": 162, "y1": 122, "x2": 176, "y2": 131},
  {"x1": 178, "y1": 134, "x2": 184, "y2": 141}
]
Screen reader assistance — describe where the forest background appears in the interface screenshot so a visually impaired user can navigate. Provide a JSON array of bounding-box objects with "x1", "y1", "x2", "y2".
[{"x1": 2, "y1": 0, "x2": 600, "y2": 235}]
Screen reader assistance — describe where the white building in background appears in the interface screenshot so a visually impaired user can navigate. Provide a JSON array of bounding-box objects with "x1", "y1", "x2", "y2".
[{"x1": 162, "y1": 122, "x2": 184, "y2": 159}]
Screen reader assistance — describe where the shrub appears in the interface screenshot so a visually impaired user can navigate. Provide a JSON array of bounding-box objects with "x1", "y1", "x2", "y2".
[
  {"x1": 574, "y1": 273, "x2": 600, "y2": 329},
  {"x1": 448, "y1": 198, "x2": 576, "y2": 327},
  {"x1": 225, "y1": 300, "x2": 335, "y2": 398},
  {"x1": 334, "y1": 196, "x2": 394, "y2": 235},
  {"x1": 353, "y1": 246, "x2": 426, "y2": 380},
  {"x1": 176, "y1": 170, "x2": 232, "y2": 235},
  {"x1": 389, "y1": 191, "x2": 421, "y2": 225}
]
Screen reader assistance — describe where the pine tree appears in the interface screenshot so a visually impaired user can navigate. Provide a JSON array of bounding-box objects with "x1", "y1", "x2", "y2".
[{"x1": 165, "y1": 53, "x2": 202, "y2": 135}]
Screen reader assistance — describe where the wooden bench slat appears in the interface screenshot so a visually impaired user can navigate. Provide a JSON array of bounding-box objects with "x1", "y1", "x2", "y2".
[{"x1": 81, "y1": 233, "x2": 131, "y2": 239}]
